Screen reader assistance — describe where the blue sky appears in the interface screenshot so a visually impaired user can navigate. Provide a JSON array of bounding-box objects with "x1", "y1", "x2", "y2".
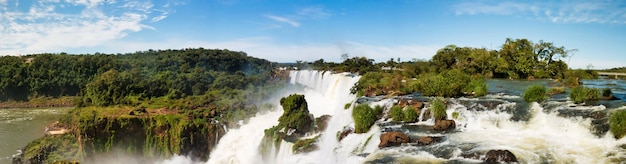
[{"x1": 1, "y1": 0, "x2": 625, "y2": 69}]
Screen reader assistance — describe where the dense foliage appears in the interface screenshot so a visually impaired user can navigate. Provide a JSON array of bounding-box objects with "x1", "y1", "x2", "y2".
[
  {"x1": 352, "y1": 104, "x2": 380, "y2": 133},
  {"x1": 402, "y1": 107, "x2": 419, "y2": 123},
  {"x1": 278, "y1": 94, "x2": 314, "y2": 134},
  {"x1": 390, "y1": 106, "x2": 404, "y2": 122},
  {"x1": 610, "y1": 110, "x2": 626, "y2": 139},
  {"x1": 523, "y1": 85, "x2": 547, "y2": 102},
  {"x1": 430, "y1": 98, "x2": 447, "y2": 121},
  {"x1": 570, "y1": 86, "x2": 601, "y2": 104}
]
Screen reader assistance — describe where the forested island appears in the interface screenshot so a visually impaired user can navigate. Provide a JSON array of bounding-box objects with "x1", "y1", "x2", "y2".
[{"x1": 3, "y1": 38, "x2": 625, "y2": 163}]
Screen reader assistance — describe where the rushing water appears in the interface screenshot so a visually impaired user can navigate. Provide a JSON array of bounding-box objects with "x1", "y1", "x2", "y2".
[
  {"x1": 0, "y1": 107, "x2": 71, "y2": 163},
  {"x1": 176, "y1": 71, "x2": 626, "y2": 163}
]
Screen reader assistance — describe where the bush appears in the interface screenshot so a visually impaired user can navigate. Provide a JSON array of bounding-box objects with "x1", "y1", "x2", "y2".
[
  {"x1": 390, "y1": 106, "x2": 404, "y2": 122},
  {"x1": 278, "y1": 94, "x2": 314, "y2": 134},
  {"x1": 610, "y1": 110, "x2": 626, "y2": 139},
  {"x1": 430, "y1": 98, "x2": 447, "y2": 121},
  {"x1": 547, "y1": 87, "x2": 566, "y2": 95},
  {"x1": 411, "y1": 70, "x2": 472, "y2": 97},
  {"x1": 603, "y1": 88, "x2": 613, "y2": 97},
  {"x1": 569, "y1": 86, "x2": 601, "y2": 104},
  {"x1": 352, "y1": 104, "x2": 378, "y2": 133},
  {"x1": 463, "y1": 78, "x2": 488, "y2": 97},
  {"x1": 523, "y1": 85, "x2": 547, "y2": 102},
  {"x1": 403, "y1": 107, "x2": 419, "y2": 123}
]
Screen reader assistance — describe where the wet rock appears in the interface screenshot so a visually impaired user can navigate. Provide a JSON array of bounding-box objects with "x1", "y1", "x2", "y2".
[
  {"x1": 433, "y1": 120, "x2": 456, "y2": 131},
  {"x1": 484, "y1": 150, "x2": 518, "y2": 164},
  {"x1": 315, "y1": 115, "x2": 332, "y2": 132},
  {"x1": 378, "y1": 131, "x2": 411, "y2": 148},
  {"x1": 337, "y1": 127, "x2": 354, "y2": 141},
  {"x1": 416, "y1": 136, "x2": 445, "y2": 146}
]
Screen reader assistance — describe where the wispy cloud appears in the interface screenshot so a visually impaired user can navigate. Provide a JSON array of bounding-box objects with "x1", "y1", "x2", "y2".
[
  {"x1": 265, "y1": 15, "x2": 300, "y2": 27},
  {"x1": 0, "y1": 0, "x2": 176, "y2": 55},
  {"x1": 298, "y1": 6, "x2": 332, "y2": 19},
  {"x1": 453, "y1": 0, "x2": 626, "y2": 24}
]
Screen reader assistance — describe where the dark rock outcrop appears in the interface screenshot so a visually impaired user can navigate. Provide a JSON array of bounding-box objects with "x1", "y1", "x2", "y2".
[
  {"x1": 378, "y1": 131, "x2": 411, "y2": 148},
  {"x1": 315, "y1": 115, "x2": 332, "y2": 133},
  {"x1": 484, "y1": 150, "x2": 518, "y2": 163},
  {"x1": 337, "y1": 127, "x2": 354, "y2": 141},
  {"x1": 433, "y1": 120, "x2": 456, "y2": 131}
]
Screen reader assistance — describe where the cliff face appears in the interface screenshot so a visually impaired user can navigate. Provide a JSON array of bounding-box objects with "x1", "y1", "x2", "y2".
[{"x1": 13, "y1": 108, "x2": 226, "y2": 163}]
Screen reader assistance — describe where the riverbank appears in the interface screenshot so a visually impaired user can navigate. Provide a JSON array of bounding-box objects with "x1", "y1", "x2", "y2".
[{"x1": 0, "y1": 96, "x2": 74, "y2": 109}]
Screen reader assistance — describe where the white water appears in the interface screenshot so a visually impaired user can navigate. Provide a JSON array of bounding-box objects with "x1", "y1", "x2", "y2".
[{"x1": 167, "y1": 70, "x2": 626, "y2": 164}]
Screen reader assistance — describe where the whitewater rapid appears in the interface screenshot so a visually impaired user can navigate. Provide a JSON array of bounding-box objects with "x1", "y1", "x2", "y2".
[{"x1": 170, "y1": 70, "x2": 626, "y2": 164}]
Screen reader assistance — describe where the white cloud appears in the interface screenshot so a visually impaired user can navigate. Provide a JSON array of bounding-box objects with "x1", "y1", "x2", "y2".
[
  {"x1": 0, "y1": 0, "x2": 174, "y2": 55},
  {"x1": 265, "y1": 15, "x2": 300, "y2": 27},
  {"x1": 298, "y1": 6, "x2": 331, "y2": 19},
  {"x1": 453, "y1": 0, "x2": 626, "y2": 24}
]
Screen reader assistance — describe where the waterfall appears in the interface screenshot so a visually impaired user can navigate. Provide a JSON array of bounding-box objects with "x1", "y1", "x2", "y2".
[
  {"x1": 164, "y1": 71, "x2": 626, "y2": 164},
  {"x1": 207, "y1": 70, "x2": 369, "y2": 164}
]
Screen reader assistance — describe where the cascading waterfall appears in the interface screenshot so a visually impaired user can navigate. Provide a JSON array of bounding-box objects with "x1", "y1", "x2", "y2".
[{"x1": 194, "y1": 70, "x2": 626, "y2": 164}]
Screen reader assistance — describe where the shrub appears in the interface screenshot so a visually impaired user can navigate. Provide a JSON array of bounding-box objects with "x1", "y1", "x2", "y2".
[
  {"x1": 610, "y1": 110, "x2": 626, "y2": 139},
  {"x1": 523, "y1": 85, "x2": 547, "y2": 102},
  {"x1": 463, "y1": 78, "x2": 488, "y2": 97},
  {"x1": 292, "y1": 135, "x2": 320, "y2": 154},
  {"x1": 569, "y1": 86, "x2": 601, "y2": 104},
  {"x1": 547, "y1": 87, "x2": 566, "y2": 95},
  {"x1": 603, "y1": 88, "x2": 613, "y2": 97},
  {"x1": 278, "y1": 94, "x2": 314, "y2": 134},
  {"x1": 411, "y1": 69, "x2": 471, "y2": 97},
  {"x1": 390, "y1": 106, "x2": 404, "y2": 122},
  {"x1": 430, "y1": 98, "x2": 447, "y2": 121},
  {"x1": 352, "y1": 104, "x2": 378, "y2": 133},
  {"x1": 403, "y1": 107, "x2": 419, "y2": 123}
]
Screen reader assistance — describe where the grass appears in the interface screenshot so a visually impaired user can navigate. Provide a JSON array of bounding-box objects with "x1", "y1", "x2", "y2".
[
  {"x1": 523, "y1": 85, "x2": 547, "y2": 102},
  {"x1": 352, "y1": 104, "x2": 379, "y2": 133},
  {"x1": 390, "y1": 106, "x2": 404, "y2": 122},
  {"x1": 430, "y1": 98, "x2": 447, "y2": 121},
  {"x1": 570, "y1": 86, "x2": 602, "y2": 104},
  {"x1": 610, "y1": 110, "x2": 626, "y2": 139}
]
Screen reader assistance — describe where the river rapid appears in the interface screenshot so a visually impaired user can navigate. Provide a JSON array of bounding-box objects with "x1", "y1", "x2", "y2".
[
  {"x1": 199, "y1": 70, "x2": 626, "y2": 164},
  {"x1": 0, "y1": 107, "x2": 71, "y2": 164}
]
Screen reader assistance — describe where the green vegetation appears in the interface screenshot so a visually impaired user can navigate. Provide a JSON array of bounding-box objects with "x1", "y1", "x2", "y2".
[
  {"x1": 610, "y1": 110, "x2": 626, "y2": 139},
  {"x1": 344, "y1": 103, "x2": 352, "y2": 109},
  {"x1": 523, "y1": 85, "x2": 547, "y2": 102},
  {"x1": 390, "y1": 106, "x2": 404, "y2": 122},
  {"x1": 462, "y1": 77, "x2": 488, "y2": 97},
  {"x1": 403, "y1": 108, "x2": 419, "y2": 123},
  {"x1": 278, "y1": 94, "x2": 314, "y2": 134},
  {"x1": 430, "y1": 98, "x2": 447, "y2": 121},
  {"x1": 352, "y1": 104, "x2": 380, "y2": 133},
  {"x1": 570, "y1": 86, "x2": 601, "y2": 104},
  {"x1": 350, "y1": 72, "x2": 409, "y2": 97},
  {"x1": 452, "y1": 112, "x2": 460, "y2": 119},
  {"x1": 547, "y1": 87, "x2": 566, "y2": 95},
  {"x1": 292, "y1": 135, "x2": 321, "y2": 154},
  {"x1": 563, "y1": 69, "x2": 598, "y2": 87},
  {"x1": 11, "y1": 48, "x2": 283, "y2": 163}
]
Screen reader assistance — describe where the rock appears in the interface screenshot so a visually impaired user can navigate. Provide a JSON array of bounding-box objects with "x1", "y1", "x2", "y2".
[
  {"x1": 484, "y1": 150, "x2": 518, "y2": 163},
  {"x1": 378, "y1": 131, "x2": 411, "y2": 148},
  {"x1": 416, "y1": 136, "x2": 444, "y2": 146},
  {"x1": 410, "y1": 101, "x2": 424, "y2": 110},
  {"x1": 315, "y1": 115, "x2": 332, "y2": 132},
  {"x1": 433, "y1": 120, "x2": 456, "y2": 131},
  {"x1": 337, "y1": 127, "x2": 353, "y2": 141}
]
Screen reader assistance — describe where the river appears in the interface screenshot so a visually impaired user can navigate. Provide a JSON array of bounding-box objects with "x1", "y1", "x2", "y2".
[
  {"x1": 0, "y1": 107, "x2": 71, "y2": 164},
  {"x1": 204, "y1": 71, "x2": 626, "y2": 164}
]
